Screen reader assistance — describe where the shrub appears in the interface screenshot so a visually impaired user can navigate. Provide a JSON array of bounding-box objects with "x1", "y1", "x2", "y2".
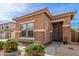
[
  {"x1": 3, "y1": 39, "x2": 18, "y2": 53},
  {"x1": 71, "y1": 28, "x2": 77, "y2": 32},
  {"x1": 63, "y1": 37, "x2": 68, "y2": 44},
  {"x1": 25, "y1": 43, "x2": 45, "y2": 56},
  {"x1": 0, "y1": 41, "x2": 4, "y2": 50}
]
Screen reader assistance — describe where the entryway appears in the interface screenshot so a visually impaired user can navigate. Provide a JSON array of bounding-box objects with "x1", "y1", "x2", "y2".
[{"x1": 52, "y1": 22, "x2": 63, "y2": 42}]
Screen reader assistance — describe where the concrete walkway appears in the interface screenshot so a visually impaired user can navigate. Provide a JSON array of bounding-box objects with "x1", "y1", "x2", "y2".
[
  {"x1": 45, "y1": 42, "x2": 61, "y2": 56},
  {"x1": 45, "y1": 42, "x2": 79, "y2": 56},
  {"x1": 0, "y1": 39, "x2": 8, "y2": 42}
]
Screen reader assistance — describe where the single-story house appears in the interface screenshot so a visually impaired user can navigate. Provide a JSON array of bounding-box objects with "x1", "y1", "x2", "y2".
[{"x1": 12, "y1": 8, "x2": 75, "y2": 44}]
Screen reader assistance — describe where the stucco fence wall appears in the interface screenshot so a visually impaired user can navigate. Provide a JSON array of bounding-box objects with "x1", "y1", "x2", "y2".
[{"x1": 71, "y1": 31, "x2": 79, "y2": 42}]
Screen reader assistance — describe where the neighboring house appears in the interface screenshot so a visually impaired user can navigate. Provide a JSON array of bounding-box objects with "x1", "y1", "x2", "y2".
[
  {"x1": 0, "y1": 22, "x2": 16, "y2": 39},
  {"x1": 13, "y1": 8, "x2": 75, "y2": 44}
]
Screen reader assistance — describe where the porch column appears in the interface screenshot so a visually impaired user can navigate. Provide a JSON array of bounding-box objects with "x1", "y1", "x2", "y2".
[{"x1": 63, "y1": 19, "x2": 71, "y2": 43}]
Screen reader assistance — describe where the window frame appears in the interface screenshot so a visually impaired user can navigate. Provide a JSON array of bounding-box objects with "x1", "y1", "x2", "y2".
[{"x1": 20, "y1": 22, "x2": 34, "y2": 38}]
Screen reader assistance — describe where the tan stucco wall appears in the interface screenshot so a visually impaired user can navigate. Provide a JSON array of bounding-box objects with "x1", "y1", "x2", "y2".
[{"x1": 71, "y1": 31, "x2": 79, "y2": 42}]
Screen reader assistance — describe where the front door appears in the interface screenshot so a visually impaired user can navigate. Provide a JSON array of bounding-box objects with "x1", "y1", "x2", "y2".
[{"x1": 53, "y1": 22, "x2": 63, "y2": 41}]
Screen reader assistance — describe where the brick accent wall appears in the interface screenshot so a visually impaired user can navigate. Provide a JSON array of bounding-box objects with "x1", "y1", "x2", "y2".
[
  {"x1": 14, "y1": 9, "x2": 75, "y2": 44},
  {"x1": 44, "y1": 13, "x2": 52, "y2": 44},
  {"x1": 63, "y1": 26, "x2": 71, "y2": 43},
  {"x1": 63, "y1": 16, "x2": 71, "y2": 43},
  {"x1": 34, "y1": 31, "x2": 45, "y2": 44},
  {"x1": 15, "y1": 13, "x2": 47, "y2": 44}
]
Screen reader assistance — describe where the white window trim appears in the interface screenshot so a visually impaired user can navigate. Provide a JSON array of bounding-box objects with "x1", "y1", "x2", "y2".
[
  {"x1": 63, "y1": 25, "x2": 70, "y2": 27},
  {"x1": 50, "y1": 19, "x2": 64, "y2": 23},
  {"x1": 33, "y1": 29, "x2": 46, "y2": 32},
  {"x1": 14, "y1": 31, "x2": 21, "y2": 32},
  {"x1": 50, "y1": 30, "x2": 53, "y2": 32},
  {"x1": 20, "y1": 21, "x2": 34, "y2": 37},
  {"x1": 19, "y1": 37, "x2": 35, "y2": 40}
]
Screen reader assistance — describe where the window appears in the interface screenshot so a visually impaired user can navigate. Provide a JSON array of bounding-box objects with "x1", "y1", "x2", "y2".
[
  {"x1": 20, "y1": 23, "x2": 34, "y2": 37},
  {"x1": 20, "y1": 24, "x2": 26, "y2": 30},
  {"x1": 21, "y1": 30, "x2": 26, "y2": 37},
  {"x1": 28, "y1": 30, "x2": 33, "y2": 37}
]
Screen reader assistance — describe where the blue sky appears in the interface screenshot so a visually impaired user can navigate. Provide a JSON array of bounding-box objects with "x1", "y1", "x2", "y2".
[{"x1": 0, "y1": 3, "x2": 79, "y2": 28}]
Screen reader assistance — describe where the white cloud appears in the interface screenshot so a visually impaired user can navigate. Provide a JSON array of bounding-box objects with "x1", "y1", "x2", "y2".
[{"x1": 0, "y1": 3, "x2": 29, "y2": 23}]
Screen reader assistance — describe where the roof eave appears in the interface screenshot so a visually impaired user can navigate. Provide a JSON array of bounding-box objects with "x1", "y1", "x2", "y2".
[
  {"x1": 52, "y1": 11, "x2": 76, "y2": 20},
  {"x1": 13, "y1": 8, "x2": 52, "y2": 21}
]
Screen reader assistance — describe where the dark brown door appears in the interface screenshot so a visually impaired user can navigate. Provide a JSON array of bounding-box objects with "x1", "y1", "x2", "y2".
[{"x1": 53, "y1": 22, "x2": 63, "y2": 41}]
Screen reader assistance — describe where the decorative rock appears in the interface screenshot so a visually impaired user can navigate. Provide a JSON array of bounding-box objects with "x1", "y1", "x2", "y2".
[{"x1": 0, "y1": 50, "x2": 4, "y2": 56}]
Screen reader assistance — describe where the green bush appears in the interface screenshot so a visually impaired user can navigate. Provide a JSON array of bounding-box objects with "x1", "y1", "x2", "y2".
[
  {"x1": 63, "y1": 37, "x2": 68, "y2": 44},
  {"x1": 0, "y1": 41, "x2": 4, "y2": 50},
  {"x1": 71, "y1": 28, "x2": 77, "y2": 32},
  {"x1": 25, "y1": 43, "x2": 45, "y2": 56},
  {"x1": 3, "y1": 39, "x2": 18, "y2": 53}
]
